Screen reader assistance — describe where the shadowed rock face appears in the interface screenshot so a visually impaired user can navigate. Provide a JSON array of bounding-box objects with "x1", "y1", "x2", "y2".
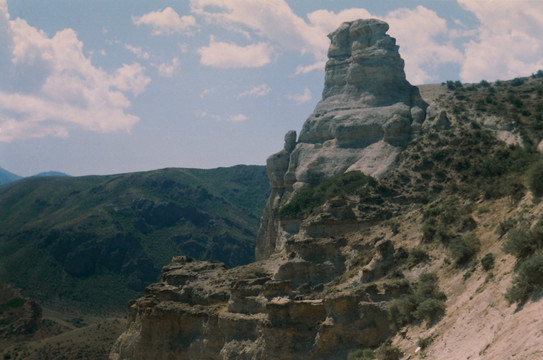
[{"x1": 257, "y1": 19, "x2": 427, "y2": 260}]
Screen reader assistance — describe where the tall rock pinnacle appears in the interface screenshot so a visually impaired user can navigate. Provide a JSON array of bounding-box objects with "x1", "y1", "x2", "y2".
[{"x1": 256, "y1": 19, "x2": 427, "y2": 260}]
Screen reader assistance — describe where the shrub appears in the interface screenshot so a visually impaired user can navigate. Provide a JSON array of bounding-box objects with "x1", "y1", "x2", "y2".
[
  {"x1": 497, "y1": 218, "x2": 517, "y2": 236},
  {"x1": 374, "y1": 341, "x2": 401, "y2": 360},
  {"x1": 388, "y1": 272, "x2": 446, "y2": 329},
  {"x1": 481, "y1": 253, "x2": 495, "y2": 271},
  {"x1": 448, "y1": 233, "x2": 480, "y2": 266},
  {"x1": 277, "y1": 171, "x2": 375, "y2": 218},
  {"x1": 528, "y1": 157, "x2": 543, "y2": 197},
  {"x1": 503, "y1": 228, "x2": 542, "y2": 259},
  {"x1": 506, "y1": 252, "x2": 543, "y2": 303},
  {"x1": 511, "y1": 77, "x2": 525, "y2": 87},
  {"x1": 348, "y1": 349, "x2": 375, "y2": 360}
]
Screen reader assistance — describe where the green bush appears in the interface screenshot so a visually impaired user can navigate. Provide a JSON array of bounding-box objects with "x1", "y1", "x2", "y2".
[
  {"x1": 388, "y1": 272, "x2": 446, "y2": 329},
  {"x1": 528, "y1": 158, "x2": 543, "y2": 197},
  {"x1": 506, "y1": 252, "x2": 543, "y2": 303},
  {"x1": 503, "y1": 227, "x2": 542, "y2": 259},
  {"x1": 481, "y1": 253, "x2": 495, "y2": 271},
  {"x1": 448, "y1": 233, "x2": 480, "y2": 266},
  {"x1": 348, "y1": 349, "x2": 375, "y2": 360},
  {"x1": 278, "y1": 171, "x2": 375, "y2": 218}
]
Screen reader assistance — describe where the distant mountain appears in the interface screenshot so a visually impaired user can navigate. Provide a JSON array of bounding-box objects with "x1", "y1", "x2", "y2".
[
  {"x1": 32, "y1": 171, "x2": 71, "y2": 177},
  {"x1": 0, "y1": 165, "x2": 269, "y2": 312},
  {"x1": 0, "y1": 167, "x2": 22, "y2": 185}
]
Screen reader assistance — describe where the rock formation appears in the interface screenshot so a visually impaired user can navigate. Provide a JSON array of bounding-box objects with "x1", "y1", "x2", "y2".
[
  {"x1": 110, "y1": 19, "x2": 420, "y2": 360},
  {"x1": 256, "y1": 18, "x2": 427, "y2": 260}
]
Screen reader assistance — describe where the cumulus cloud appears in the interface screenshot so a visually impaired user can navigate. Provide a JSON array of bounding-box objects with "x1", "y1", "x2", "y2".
[
  {"x1": 237, "y1": 84, "x2": 271, "y2": 97},
  {"x1": 191, "y1": 0, "x2": 325, "y2": 58},
  {"x1": 124, "y1": 44, "x2": 150, "y2": 60},
  {"x1": 153, "y1": 57, "x2": 180, "y2": 77},
  {"x1": 189, "y1": 0, "x2": 464, "y2": 83},
  {"x1": 458, "y1": 0, "x2": 543, "y2": 82},
  {"x1": 198, "y1": 36, "x2": 273, "y2": 68},
  {"x1": 0, "y1": 4, "x2": 150, "y2": 142},
  {"x1": 287, "y1": 88, "x2": 312, "y2": 104},
  {"x1": 132, "y1": 7, "x2": 197, "y2": 36},
  {"x1": 384, "y1": 6, "x2": 464, "y2": 84},
  {"x1": 228, "y1": 113, "x2": 248, "y2": 122}
]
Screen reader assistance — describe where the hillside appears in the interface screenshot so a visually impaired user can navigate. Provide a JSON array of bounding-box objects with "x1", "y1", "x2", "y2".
[
  {"x1": 0, "y1": 165, "x2": 269, "y2": 313},
  {"x1": 110, "y1": 19, "x2": 543, "y2": 360}
]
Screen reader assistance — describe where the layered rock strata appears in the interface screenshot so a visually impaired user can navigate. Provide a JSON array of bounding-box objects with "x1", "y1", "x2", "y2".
[
  {"x1": 111, "y1": 18, "x2": 423, "y2": 360},
  {"x1": 110, "y1": 196, "x2": 408, "y2": 360},
  {"x1": 256, "y1": 19, "x2": 427, "y2": 260}
]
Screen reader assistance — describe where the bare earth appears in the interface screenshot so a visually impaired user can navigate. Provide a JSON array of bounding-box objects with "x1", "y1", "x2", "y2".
[{"x1": 394, "y1": 195, "x2": 543, "y2": 360}]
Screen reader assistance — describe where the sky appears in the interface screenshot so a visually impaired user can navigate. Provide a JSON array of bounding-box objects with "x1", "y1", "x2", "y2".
[{"x1": 1, "y1": 0, "x2": 543, "y2": 177}]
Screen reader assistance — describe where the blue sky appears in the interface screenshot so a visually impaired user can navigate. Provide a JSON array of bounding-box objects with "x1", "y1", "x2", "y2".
[{"x1": 0, "y1": 0, "x2": 542, "y2": 176}]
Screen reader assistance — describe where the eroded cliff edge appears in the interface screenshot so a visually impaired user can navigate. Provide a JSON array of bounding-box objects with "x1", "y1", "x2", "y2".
[
  {"x1": 110, "y1": 18, "x2": 425, "y2": 360},
  {"x1": 256, "y1": 19, "x2": 427, "y2": 260},
  {"x1": 110, "y1": 17, "x2": 543, "y2": 360}
]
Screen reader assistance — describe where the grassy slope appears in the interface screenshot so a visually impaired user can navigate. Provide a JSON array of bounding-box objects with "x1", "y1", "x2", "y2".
[{"x1": 0, "y1": 165, "x2": 269, "y2": 313}]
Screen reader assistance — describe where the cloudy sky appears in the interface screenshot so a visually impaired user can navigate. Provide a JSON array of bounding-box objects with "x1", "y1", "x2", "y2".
[{"x1": 1, "y1": 0, "x2": 542, "y2": 176}]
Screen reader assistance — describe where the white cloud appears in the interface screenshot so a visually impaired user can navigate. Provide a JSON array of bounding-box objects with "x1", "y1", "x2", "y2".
[
  {"x1": 199, "y1": 111, "x2": 221, "y2": 120},
  {"x1": 133, "y1": 7, "x2": 197, "y2": 36},
  {"x1": 124, "y1": 44, "x2": 150, "y2": 60},
  {"x1": 306, "y1": 8, "x2": 372, "y2": 36},
  {"x1": 198, "y1": 36, "x2": 273, "y2": 68},
  {"x1": 384, "y1": 6, "x2": 464, "y2": 84},
  {"x1": 458, "y1": 0, "x2": 543, "y2": 82},
  {"x1": 228, "y1": 113, "x2": 248, "y2": 122},
  {"x1": 153, "y1": 57, "x2": 180, "y2": 77},
  {"x1": 237, "y1": 84, "x2": 271, "y2": 97},
  {"x1": 192, "y1": 0, "x2": 327, "y2": 59},
  {"x1": 287, "y1": 88, "x2": 312, "y2": 104},
  {"x1": 190, "y1": 0, "x2": 465, "y2": 82},
  {"x1": 295, "y1": 61, "x2": 326, "y2": 75},
  {"x1": 0, "y1": 4, "x2": 150, "y2": 142}
]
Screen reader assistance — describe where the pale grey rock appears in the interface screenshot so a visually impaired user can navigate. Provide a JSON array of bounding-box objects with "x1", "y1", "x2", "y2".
[{"x1": 256, "y1": 18, "x2": 427, "y2": 260}]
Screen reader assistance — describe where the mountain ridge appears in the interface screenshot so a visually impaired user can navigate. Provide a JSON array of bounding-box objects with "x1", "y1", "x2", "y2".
[{"x1": 0, "y1": 164, "x2": 269, "y2": 313}]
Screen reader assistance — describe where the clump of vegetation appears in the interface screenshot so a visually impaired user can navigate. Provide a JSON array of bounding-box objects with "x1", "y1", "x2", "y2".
[
  {"x1": 421, "y1": 197, "x2": 475, "y2": 243},
  {"x1": 388, "y1": 272, "x2": 447, "y2": 329},
  {"x1": 497, "y1": 218, "x2": 517, "y2": 236},
  {"x1": 528, "y1": 157, "x2": 543, "y2": 197},
  {"x1": 481, "y1": 253, "x2": 495, "y2": 272},
  {"x1": 504, "y1": 217, "x2": 543, "y2": 303},
  {"x1": 278, "y1": 171, "x2": 376, "y2": 218},
  {"x1": 347, "y1": 341, "x2": 401, "y2": 360},
  {"x1": 449, "y1": 233, "x2": 480, "y2": 266},
  {"x1": 503, "y1": 224, "x2": 543, "y2": 259},
  {"x1": 506, "y1": 252, "x2": 543, "y2": 303}
]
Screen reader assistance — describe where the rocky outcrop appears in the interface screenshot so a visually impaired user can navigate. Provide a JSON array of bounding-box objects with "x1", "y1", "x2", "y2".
[
  {"x1": 257, "y1": 19, "x2": 427, "y2": 260},
  {"x1": 110, "y1": 18, "x2": 428, "y2": 360},
  {"x1": 110, "y1": 200, "x2": 409, "y2": 360}
]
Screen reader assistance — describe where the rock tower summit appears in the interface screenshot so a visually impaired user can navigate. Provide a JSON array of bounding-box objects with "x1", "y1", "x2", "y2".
[{"x1": 257, "y1": 19, "x2": 428, "y2": 260}]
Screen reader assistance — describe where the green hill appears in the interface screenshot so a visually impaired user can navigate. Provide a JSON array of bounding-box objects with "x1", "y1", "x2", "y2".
[
  {"x1": 0, "y1": 165, "x2": 269, "y2": 312},
  {"x1": 0, "y1": 167, "x2": 22, "y2": 185}
]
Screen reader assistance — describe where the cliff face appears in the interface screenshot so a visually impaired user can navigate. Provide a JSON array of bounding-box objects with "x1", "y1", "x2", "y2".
[
  {"x1": 111, "y1": 18, "x2": 543, "y2": 360},
  {"x1": 256, "y1": 19, "x2": 426, "y2": 260}
]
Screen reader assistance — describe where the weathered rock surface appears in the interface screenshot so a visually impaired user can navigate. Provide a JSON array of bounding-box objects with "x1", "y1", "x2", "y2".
[
  {"x1": 256, "y1": 18, "x2": 426, "y2": 260},
  {"x1": 110, "y1": 199, "x2": 408, "y2": 360}
]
